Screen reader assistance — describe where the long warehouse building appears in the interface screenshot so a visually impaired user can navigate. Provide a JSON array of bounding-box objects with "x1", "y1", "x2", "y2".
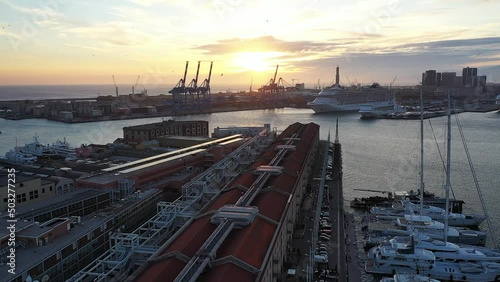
[{"x1": 129, "y1": 122, "x2": 319, "y2": 281}]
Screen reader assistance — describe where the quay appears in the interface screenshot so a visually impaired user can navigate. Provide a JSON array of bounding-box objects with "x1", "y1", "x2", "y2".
[{"x1": 288, "y1": 121, "x2": 361, "y2": 281}]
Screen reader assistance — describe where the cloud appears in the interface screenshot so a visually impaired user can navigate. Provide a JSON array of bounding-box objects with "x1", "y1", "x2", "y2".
[
  {"x1": 0, "y1": 28, "x2": 21, "y2": 39},
  {"x1": 66, "y1": 21, "x2": 151, "y2": 46},
  {"x1": 401, "y1": 37, "x2": 500, "y2": 49},
  {"x1": 196, "y1": 36, "x2": 352, "y2": 55},
  {"x1": 0, "y1": 0, "x2": 64, "y2": 18}
]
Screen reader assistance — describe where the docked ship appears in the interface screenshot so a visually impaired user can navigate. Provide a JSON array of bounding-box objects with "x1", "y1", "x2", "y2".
[
  {"x1": 307, "y1": 66, "x2": 394, "y2": 113},
  {"x1": 20, "y1": 135, "x2": 65, "y2": 160},
  {"x1": 2, "y1": 148, "x2": 37, "y2": 165},
  {"x1": 370, "y1": 199, "x2": 485, "y2": 227},
  {"x1": 49, "y1": 138, "x2": 77, "y2": 160},
  {"x1": 359, "y1": 102, "x2": 406, "y2": 119}
]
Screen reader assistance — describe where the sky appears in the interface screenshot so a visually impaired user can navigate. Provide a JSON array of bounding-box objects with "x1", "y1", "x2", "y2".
[{"x1": 0, "y1": 0, "x2": 499, "y2": 89}]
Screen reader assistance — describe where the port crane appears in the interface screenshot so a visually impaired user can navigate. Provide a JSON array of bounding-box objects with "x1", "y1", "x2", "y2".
[
  {"x1": 112, "y1": 75, "x2": 118, "y2": 97},
  {"x1": 186, "y1": 61, "x2": 201, "y2": 93},
  {"x1": 132, "y1": 75, "x2": 140, "y2": 94},
  {"x1": 390, "y1": 75, "x2": 397, "y2": 89},
  {"x1": 169, "y1": 61, "x2": 213, "y2": 114}
]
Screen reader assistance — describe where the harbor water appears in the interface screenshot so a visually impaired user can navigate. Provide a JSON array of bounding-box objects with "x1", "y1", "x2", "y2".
[{"x1": 1, "y1": 108, "x2": 499, "y2": 249}]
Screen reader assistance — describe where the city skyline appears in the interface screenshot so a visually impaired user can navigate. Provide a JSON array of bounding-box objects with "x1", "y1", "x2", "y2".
[{"x1": 0, "y1": 0, "x2": 499, "y2": 87}]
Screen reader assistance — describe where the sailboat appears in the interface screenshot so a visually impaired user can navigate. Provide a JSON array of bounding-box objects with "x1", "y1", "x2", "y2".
[
  {"x1": 366, "y1": 91, "x2": 500, "y2": 281},
  {"x1": 366, "y1": 90, "x2": 486, "y2": 245}
]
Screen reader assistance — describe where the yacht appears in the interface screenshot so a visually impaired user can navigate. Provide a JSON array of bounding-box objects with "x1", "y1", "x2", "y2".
[
  {"x1": 49, "y1": 137, "x2": 77, "y2": 160},
  {"x1": 359, "y1": 102, "x2": 406, "y2": 119},
  {"x1": 496, "y1": 94, "x2": 500, "y2": 110},
  {"x1": 367, "y1": 214, "x2": 486, "y2": 246},
  {"x1": 380, "y1": 274, "x2": 440, "y2": 282},
  {"x1": 2, "y1": 148, "x2": 37, "y2": 165},
  {"x1": 307, "y1": 66, "x2": 394, "y2": 113},
  {"x1": 384, "y1": 234, "x2": 500, "y2": 263},
  {"x1": 366, "y1": 240, "x2": 500, "y2": 281},
  {"x1": 370, "y1": 199, "x2": 486, "y2": 227}
]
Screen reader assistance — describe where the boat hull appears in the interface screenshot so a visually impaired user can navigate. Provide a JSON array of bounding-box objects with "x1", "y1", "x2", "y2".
[{"x1": 308, "y1": 100, "x2": 393, "y2": 113}]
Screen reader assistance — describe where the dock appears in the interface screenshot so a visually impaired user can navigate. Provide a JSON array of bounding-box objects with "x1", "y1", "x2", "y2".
[{"x1": 288, "y1": 125, "x2": 361, "y2": 281}]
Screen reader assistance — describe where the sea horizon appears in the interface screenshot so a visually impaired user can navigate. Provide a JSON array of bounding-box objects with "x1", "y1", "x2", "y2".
[{"x1": 0, "y1": 84, "x2": 257, "y2": 101}]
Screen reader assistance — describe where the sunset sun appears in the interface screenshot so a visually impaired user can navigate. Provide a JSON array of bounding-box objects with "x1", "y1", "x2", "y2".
[{"x1": 232, "y1": 52, "x2": 280, "y2": 72}]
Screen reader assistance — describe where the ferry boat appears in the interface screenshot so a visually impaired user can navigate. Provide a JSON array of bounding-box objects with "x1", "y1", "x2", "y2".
[
  {"x1": 2, "y1": 148, "x2": 37, "y2": 165},
  {"x1": 49, "y1": 137, "x2": 77, "y2": 160},
  {"x1": 307, "y1": 66, "x2": 394, "y2": 113},
  {"x1": 20, "y1": 136, "x2": 65, "y2": 160}
]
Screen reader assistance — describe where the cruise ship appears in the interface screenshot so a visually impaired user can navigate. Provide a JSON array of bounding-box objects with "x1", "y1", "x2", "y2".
[{"x1": 307, "y1": 66, "x2": 394, "y2": 113}]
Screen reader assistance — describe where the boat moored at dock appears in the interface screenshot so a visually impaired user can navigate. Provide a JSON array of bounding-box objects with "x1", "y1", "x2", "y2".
[
  {"x1": 307, "y1": 66, "x2": 394, "y2": 113},
  {"x1": 370, "y1": 199, "x2": 486, "y2": 227}
]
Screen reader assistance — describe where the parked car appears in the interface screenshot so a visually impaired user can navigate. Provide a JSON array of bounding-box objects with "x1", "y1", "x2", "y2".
[
  {"x1": 314, "y1": 255, "x2": 328, "y2": 263},
  {"x1": 320, "y1": 229, "x2": 332, "y2": 235}
]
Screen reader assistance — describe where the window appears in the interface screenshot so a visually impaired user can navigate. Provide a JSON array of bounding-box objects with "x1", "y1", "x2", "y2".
[
  {"x1": 42, "y1": 188, "x2": 46, "y2": 193},
  {"x1": 3, "y1": 198, "x2": 7, "y2": 203},
  {"x1": 50, "y1": 186, "x2": 53, "y2": 191}
]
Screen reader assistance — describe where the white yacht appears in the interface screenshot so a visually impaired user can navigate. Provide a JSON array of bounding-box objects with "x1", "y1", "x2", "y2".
[
  {"x1": 366, "y1": 241, "x2": 500, "y2": 281},
  {"x1": 367, "y1": 214, "x2": 486, "y2": 246},
  {"x1": 3, "y1": 148, "x2": 37, "y2": 165},
  {"x1": 385, "y1": 234, "x2": 500, "y2": 263},
  {"x1": 359, "y1": 102, "x2": 406, "y2": 119},
  {"x1": 365, "y1": 243, "x2": 437, "y2": 275},
  {"x1": 49, "y1": 137, "x2": 77, "y2": 160},
  {"x1": 371, "y1": 199, "x2": 486, "y2": 227},
  {"x1": 307, "y1": 66, "x2": 394, "y2": 113},
  {"x1": 380, "y1": 274, "x2": 440, "y2": 282}
]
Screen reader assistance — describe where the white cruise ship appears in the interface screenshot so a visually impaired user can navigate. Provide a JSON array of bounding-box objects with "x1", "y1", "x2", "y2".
[{"x1": 307, "y1": 66, "x2": 394, "y2": 113}]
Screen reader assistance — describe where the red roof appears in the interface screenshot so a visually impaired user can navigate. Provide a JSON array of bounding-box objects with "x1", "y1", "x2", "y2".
[
  {"x1": 134, "y1": 122, "x2": 319, "y2": 282},
  {"x1": 270, "y1": 172, "x2": 297, "y2": 194},
  {"x1": 252, "y1": 190, "x2": 288, "y2": 222},
  {"x1": 135, "y1": 257, "x2": 186, "y2": 282},
  {"x1": 200, "y1": 262, "x2": 257, "y2": 282},
  {"x1": 216, "y1": 217, "x2": 276, "y2": 268},
  {"x1": 164, "y1": 214, "x2": 216, "y2": 257},
  {"x1": 206, "y1": 188, "x2": 243, "y2": 211}
]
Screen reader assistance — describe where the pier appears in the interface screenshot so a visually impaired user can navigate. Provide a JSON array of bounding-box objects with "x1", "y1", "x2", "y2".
[{"x1": 288, "y1": 122, "x2": 361, "y2": 281}]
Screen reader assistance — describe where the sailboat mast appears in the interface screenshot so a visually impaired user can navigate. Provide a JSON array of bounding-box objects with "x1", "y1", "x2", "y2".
[
  {"x1": 419, "y1": 87, "x2": 424, "y2": 214},
  {"x1": 444, "y1": 90, "x2": 452, "y2": 242}
]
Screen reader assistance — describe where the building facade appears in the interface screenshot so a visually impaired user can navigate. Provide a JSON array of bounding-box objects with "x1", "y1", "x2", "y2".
[
  {"x1": 0, "y1": 174, "x2": 55, "y2": 211},
  {"x1": 123, "y1": 120, "x2": 209, "y2": 142}
]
